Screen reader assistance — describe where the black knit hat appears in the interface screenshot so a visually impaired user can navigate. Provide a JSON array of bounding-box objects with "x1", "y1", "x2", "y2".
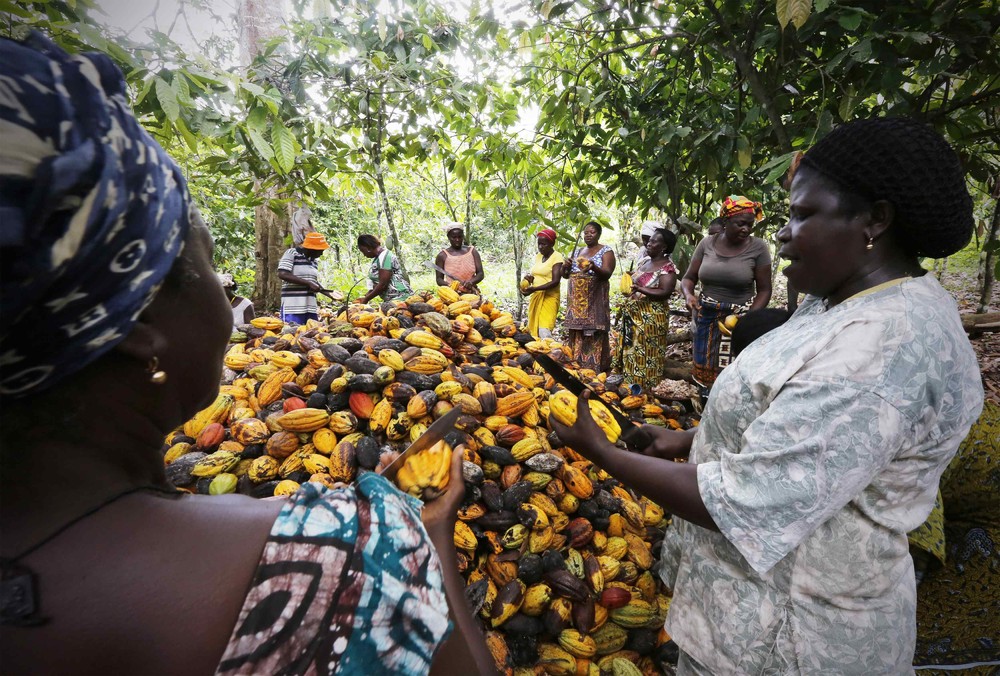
[{"x1": 800, "y1": 117, "x2": 974, "y2": 258}]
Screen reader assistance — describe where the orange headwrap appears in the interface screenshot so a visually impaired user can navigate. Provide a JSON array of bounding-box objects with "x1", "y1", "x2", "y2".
[{"x1": 720, "y1": 196, "x2": 764, "y2": 221}]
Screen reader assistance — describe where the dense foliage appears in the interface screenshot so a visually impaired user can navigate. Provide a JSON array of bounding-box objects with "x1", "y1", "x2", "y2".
[{"x1": 5, "y1": 0, "x2": 998, "y2": 308}]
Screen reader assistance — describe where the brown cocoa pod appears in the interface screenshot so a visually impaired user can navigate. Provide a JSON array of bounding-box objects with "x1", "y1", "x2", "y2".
[
  {"x1": 572, "y1": 595, "x2": 596, "y2": 634},
  {"x1": 481, "y1": 480, "x2": 504, "y2": 512},
  {"x1": 477, "y1": 510, "x2": 519, "y2": 531},
  {"x1": 567, "y1": 517, "x2": 595, "y2": 549},
  {"x1": 544, "y1": 569, "x2": 590, "y2": 603}
]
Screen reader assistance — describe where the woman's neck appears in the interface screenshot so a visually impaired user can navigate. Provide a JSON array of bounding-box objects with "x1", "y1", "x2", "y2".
[{"x1": 826, "y1": 255, "x2": 923, "y2": 307}]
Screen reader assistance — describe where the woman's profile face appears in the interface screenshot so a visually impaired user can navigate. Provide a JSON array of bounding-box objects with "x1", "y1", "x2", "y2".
[
  {"x1": 537, "y1": 236, "x2": 554, "y2": 255},
  {"x1": 447, "y1": 229, "x2": 465, "y2": 248},
  {"x1": 148, "y1": 215, "x2": 233, "y2": 416},
  {"x1": 583, "y1": 224, "x2": 600, "y2": 246},
  {"x1": 358, "y1": 243, "x2": 377, "y2": 259},
  {"x1": 777, "y1": 168, "x2": 871, "y2": 299}
]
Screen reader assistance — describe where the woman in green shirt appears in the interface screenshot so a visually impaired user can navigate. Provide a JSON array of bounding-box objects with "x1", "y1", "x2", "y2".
[{"x1": 354, "y1": 234, "x2": 413, "y2": 304}]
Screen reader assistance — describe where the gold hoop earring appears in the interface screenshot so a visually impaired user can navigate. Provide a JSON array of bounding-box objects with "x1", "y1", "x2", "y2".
[
  {"x1": 866, "y1": 237, "x2": 875, "y2": 251},
  {"x1": 147, "y1": 357, "x2": 168, "y2": 385}
]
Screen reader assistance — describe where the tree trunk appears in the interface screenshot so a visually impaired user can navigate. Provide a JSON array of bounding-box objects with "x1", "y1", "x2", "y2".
[
  {"x1": 513, "y1": 225, "x2": 525, "y2": 322},
  {"x1": 979, "y1": 195, "x2": 999, "y2": 313},
  {"x1": 371, "y1": 96, "x2": 410, "y2": 285},
  {"x1": 252, "y1": 183, "x2": 289, "y2": 312},
  {"x1": 239, "y1": 0, "x2": 287, "y2": 312}
]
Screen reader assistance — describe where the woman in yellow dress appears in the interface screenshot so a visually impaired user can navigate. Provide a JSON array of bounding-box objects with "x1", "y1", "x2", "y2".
[{"x1": 521, "y1": 228, "x2": 564, "y2": 339}]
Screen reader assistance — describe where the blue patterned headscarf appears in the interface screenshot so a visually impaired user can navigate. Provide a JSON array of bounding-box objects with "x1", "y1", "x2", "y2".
[{"x1": 0, "y1": 33, "x2": 191, "y2": 397}]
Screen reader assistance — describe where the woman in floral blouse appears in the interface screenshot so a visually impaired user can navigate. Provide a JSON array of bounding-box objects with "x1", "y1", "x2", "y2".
[{"x1": 551, "y1": 117, "x2": 983, "y2": 674}]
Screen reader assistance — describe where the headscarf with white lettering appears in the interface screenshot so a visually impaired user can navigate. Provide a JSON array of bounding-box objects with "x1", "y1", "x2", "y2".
[{"x1": 0, "y1": 33, "x2": 191, "y2": 396}]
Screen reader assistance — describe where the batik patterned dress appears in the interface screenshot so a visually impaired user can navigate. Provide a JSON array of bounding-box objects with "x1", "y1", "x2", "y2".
[
  {"x1": 565, "y1": 245, "x2": 613, "y2": 371},
  {"x1": 659, "y1": 275, "x2": 983, "y2": 674},
  {"x1": 217, "y1": 472, "x2": 451, "y2": 675},
  {"x1": 614, "y1": 259, "x2": 678, "y2": 389}
]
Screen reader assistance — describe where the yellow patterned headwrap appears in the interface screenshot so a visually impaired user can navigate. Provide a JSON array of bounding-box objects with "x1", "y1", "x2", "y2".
[{"x1": 720, "y1": 196, "x2": 764, "y2": 221}]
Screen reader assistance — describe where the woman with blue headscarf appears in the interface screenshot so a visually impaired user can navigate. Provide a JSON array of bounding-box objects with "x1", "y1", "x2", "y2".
[{"x1": 0, "y1": 34, "x2": 493, "y2": 675}]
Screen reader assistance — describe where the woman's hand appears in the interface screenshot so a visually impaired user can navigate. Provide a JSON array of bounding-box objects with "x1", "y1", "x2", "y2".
[
  {"x1": 420, "y1": 445, "x2": 466, "y2": 538},
  {"x1": 635, "y1": 425, "x2": 695, "y2": 460},
  {"x1": 520, "y1": 285, "x2": 535, "y2": 296},
  {"x1": 548, "y1": 390, "x2": 614, "y2": 463},
  {"x1": 685, "y1": 293, "x2": 700, "y2": 313}
]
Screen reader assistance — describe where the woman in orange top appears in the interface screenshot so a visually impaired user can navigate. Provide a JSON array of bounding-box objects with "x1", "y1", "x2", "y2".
[{"x1": 435, "y1": 222, "x2": 484, "y2": 294}]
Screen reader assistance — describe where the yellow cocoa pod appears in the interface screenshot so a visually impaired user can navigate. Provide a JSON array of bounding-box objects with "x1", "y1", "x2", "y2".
[
  {"x1": 536, "y1": 643, "x2": 576, "y2": 676},
  {"x1": 271, "y1": 350, "x2": 302, "y2": 369},
  {"x1": 436, "y1": 285, "x2": 460, "y2": 304},
  {"x1": 378, "y1": 349, "x2": 405, "y2": 372},
  {"x1": 277, "y1": 408, "x2": 330, "y2": 432},
  {"x1": 257, "y1": 368, "x2": 296, "y2": 407},
  {"x1": 273, "y1": 479, "x2": 301, "y2": 496},
  {"x1": 302, "y1": 453, "x2": 331, "y2": 475},
  {"x1": 454, "y1": 520, "x2": 478, "y2": 551},
  {"x1": 164, "y1": 442, "x2": 193, "y2": 464},
  {"x1": 557, "y1": 629, "x2": 597, "y2": 659},
  {"x1": 434, "y1": 380, "x2": 464, "y2": 401},
  {"x1": 312, "y1": 428, "x2": 338, "y2": 454},
  {"x1": 249, "y1": 455, "x2": 280, "y2": 483},
  {"x1": 496, "y1": 391, "x2": 535, "y2": 418},
  {"x1": 558, "y1": 463, "x2": 594, "y2": 500},
  {"x1": 183, "y1": 393, "x2": 235, "y2": 438},
  {"x1": 191, "y1": 450, "x2": 240, "y2": 477}
]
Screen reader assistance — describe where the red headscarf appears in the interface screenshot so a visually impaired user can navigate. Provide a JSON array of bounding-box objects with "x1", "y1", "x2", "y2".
[
  {"x1": 536, "y1": 228, "x2": 558, "y2": 243},
  {"x1": 720, "y1": 196, "x2": 764, "y2": 221}
]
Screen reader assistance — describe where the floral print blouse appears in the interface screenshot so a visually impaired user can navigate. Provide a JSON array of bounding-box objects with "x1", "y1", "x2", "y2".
[{"x1": 660, "y1": 274, "x2": 983, "y2": 674}]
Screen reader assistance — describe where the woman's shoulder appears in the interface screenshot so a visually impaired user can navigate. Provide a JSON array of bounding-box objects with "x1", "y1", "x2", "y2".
[{"x1": 747, "y1": 237, "x2": 771, "y2": 256}]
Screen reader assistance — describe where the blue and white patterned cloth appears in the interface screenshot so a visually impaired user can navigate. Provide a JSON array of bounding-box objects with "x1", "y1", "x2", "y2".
[{"x1": 0, "y1": 33, "x2": 191, "y2": 396}]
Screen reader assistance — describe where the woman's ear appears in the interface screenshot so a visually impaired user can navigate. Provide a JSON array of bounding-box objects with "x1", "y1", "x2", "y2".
[
  {"x1": 866, "y1": 199, "x2": 895, "y2": 241},
  {"x1": 113, "y1": 320, "x2": 168, "y2": 365}
]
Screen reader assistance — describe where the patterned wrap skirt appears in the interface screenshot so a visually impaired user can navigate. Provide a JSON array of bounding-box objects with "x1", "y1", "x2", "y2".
[
  {"x1": 691, "y1": 294, "x2": 751, "y2": 386},
  {"x1": 565, "y1": 272, "x2": 611, "y2": 372},
  {"x1": 614, "y1": 298, "x2": 671, "y2": 390}
]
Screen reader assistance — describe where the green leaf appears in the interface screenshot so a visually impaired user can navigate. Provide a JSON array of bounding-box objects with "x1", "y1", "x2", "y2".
[
  {"x1": 0, "y1": 0, "x2": 32, "y2": 17},
  {"x1": 656, "y1": 178, "x2": 670, "y2": 206},
  {"x1": 240, "y1": 81, "x2": 266, "y2": 96},
  {"x1": 850, "y1": 39, "x2": 872, "y2": 62},
  {"x1": 155, "y1": 77, "x2": 180, "y2": 121},
  {"x1": 135, "y1": 76, "x2": 155, "y2": 106},
  {"x1": 247, "y1": 106, "x2": 268, "y2": 132},
  {"x1": 738, "y1": 145, "x2": 751, "y2": 171},
  {"x1": 838, "y1": 12, "x2": 862, "y2": 31},
  {"x1": 378, "y1": 15, "x2": 388, "y2": 43},
  {"x1": 272, "y1": 123, "x2": 297, "y2": 174},
  {"x1": 790, "y1": 0, "x2": 811, "y2": 29},
  {"x1": 245, "y1": 125, "x2": 274, "y2": 161},
  {"x1": 173, "y1": 73, "x2": 191, "y2": 106},
  {"x1": 175, "y1": 118, "x2": 199, "y2": 152},
  {"x1": 776, "y1": 0, "x2": 791, "y2": 30}
]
